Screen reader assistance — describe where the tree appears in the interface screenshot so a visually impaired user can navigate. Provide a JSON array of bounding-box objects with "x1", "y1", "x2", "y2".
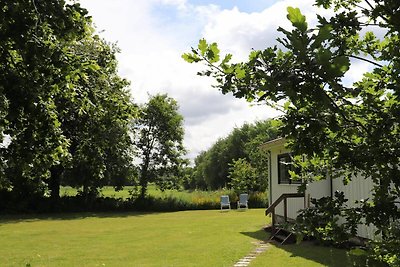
[
  {"x1": 228, "y1": 158, "x2": 258, "y2": 193},
  {"x1": 0, "y1": 1, "x2": 136, "y2": 207},
  {"x1": 0, "y1": 0, "x2": 90, "y2": 201},
  {"x1": 243, "y1": 120, "x2": 282, "y2": 190},
  {"x1": 134, "y1": 94, "x2": 186, "y2": 198},
  {"x1": 184, "y1": 0, "x2": 400, "y2": 264},
  {"x1": 59, "y1": 36, "x2": 136, "y2": 199},
  {"x1": 190, "y1": 119, "x2": 280, "y2": 190}
]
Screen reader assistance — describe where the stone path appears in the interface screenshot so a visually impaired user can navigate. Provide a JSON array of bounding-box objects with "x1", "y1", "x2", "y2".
[{"x1": 233, "y1": 241, "x2": 270, "y2": 267}]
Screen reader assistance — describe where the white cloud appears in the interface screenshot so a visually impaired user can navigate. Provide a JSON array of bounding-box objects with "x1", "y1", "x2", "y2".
[
  {"x1": 78, "y1": 0, "x2": 367, "y2": 161},
  {"x1": 201, "y1": 0, "x2": 334, "y2": 60},
  {"x1": 184, "y1": 100, "x2": 281, "y2": 159}
]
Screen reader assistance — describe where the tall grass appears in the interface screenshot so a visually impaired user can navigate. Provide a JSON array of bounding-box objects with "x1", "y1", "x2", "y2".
[{"x1": 60, "y1": 185, "x2": 268, "y2": 212}]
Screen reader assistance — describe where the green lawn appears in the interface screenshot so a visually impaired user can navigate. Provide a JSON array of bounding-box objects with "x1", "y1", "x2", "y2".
[
  {"x1": 0, "y1": 209, "x2": 370, "y2": 266},
  {"x1": 1, "y1": 209, "x2": 267, "y2": 266}
]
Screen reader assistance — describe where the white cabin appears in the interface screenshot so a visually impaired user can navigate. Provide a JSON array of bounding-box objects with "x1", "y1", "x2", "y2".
[{"x1": 262, "y1": 138, "x2": 376, "y2": 239}]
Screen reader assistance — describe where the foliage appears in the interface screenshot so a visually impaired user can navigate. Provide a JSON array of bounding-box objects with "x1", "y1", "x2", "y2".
[
  {"x1": 0, "y1": 1, "x2": 136, "y2": 207},
  {"x1": 228, "y1": 158, "x2": 259, "y2": 193},
  {"x1": 59, "y1": 35, "x2": 136, "y2": 198},
  {"x1": 1, "y1": 183, "x2": 267, "y2": 213},
  {"x1": 295, "y1": 191, "x2": 362, "y2": 246},
  {"x1": 134, "y1": 94, "x2": 186, "y2": 198},
  {"x1": 190, "y1": 119, "x2": 280, "y2": 190},
  {"x1": 35, "y1": 185, "x2": 269, "y2": 212},
  {"x1": 184, "y1": 0, "x2": 400, "y2": 265},
  {"x1": 0, "y1": 0, "x2": 90, "y2": 201},
  {"x1": 368, "y1": 221, "x2": 400, "y2": 267}
]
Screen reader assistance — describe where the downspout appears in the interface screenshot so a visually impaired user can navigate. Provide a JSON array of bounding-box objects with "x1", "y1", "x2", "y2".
[
  {"x1": 329, "y1": 169, "x2": 333, "y2": 198},
  {"x1": 268, "y1": 150, "x2": 272, "y2": 207}
]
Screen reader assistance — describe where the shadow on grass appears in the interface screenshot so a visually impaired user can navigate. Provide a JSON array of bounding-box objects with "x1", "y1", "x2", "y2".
[
  {"x1": 240, "y1": 229, "x2": 385, "y2": 267},
  {"x1": 271, "y1": 242, "x2": 385, "y2": 267},
  {"x1": 0, "y1": 211, "x2": 162, "y2": 224},
  {"x1": 240, "y1": 228, "x2": 270, "y2": 242}
]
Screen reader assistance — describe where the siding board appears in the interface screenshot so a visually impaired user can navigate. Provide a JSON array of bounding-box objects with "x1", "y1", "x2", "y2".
[{"x1": 264, "y1": 138, "x2": 376, "y2": 239}]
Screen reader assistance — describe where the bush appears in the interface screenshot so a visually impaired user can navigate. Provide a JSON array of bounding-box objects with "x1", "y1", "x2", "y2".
[
  {"x1": 248, "y1": 192, "x2": 268, "y2": 208},
  {"x1": 0, "y1": 187, "x2": 268, "y2": 213},
  {"x1": 294, "y1": 191, "x2": 361, "y2": 246},
  {"x1": 368, "y1": 221, "x2": 400, "y2": 267},
  {"x1": 131, "y1": 195, "x2": 219, "y2": 211}
]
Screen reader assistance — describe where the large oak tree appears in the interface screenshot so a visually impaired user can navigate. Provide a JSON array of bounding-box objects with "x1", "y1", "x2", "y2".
[
  {"x1": 0, "y1": 1, "x2": 135, "y2": 206},
  {"x1": 184, "y1": 0, "x2": 400, "y2": 264}
]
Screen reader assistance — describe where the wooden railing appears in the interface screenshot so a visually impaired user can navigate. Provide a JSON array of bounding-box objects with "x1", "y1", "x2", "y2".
[{"x1": 265, "y1": 193, "x2": 305, "y2": 232}]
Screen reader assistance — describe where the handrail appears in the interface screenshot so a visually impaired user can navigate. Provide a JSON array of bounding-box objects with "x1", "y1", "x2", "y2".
[
  {"x1": 265, "y1": 193, "x2": 304, "y2": 216},
  {"x1": 265, "y1": 193, "x2": 305, "y2": 233}
]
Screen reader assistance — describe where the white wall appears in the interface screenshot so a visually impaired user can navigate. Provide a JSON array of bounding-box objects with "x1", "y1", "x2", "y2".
[
  {"x1": 265, "y1": 139, "x2": 376, "y2": 239},
  {"x1": 269, "y1": 143, "x2": 304, "y2": 220},
  {"x1": 332, "y1": 174, "x2": 376, "y2": 239}
]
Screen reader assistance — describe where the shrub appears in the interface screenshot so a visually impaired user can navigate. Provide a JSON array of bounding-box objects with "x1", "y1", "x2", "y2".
[
  {"x1": 294, "y1": 191, "x2": 361, "y2": 246},
  {"x1": 248, "y1": 192, "x2": 268, "y2": 208},
  {"x1": 0, "y1": 186, "x2": 268, "y2": 213},
  {"x1": 368, "y1": 221, "x2": 400, "y2": 267}
]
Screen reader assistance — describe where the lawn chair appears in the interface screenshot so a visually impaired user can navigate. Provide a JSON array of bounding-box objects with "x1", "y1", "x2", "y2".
[
  {"x1": 237, "y1": 193, "x2": 249, "y2": 210},
  {"x1": 220, "y1": 195, "x2": 231, "y2": 211}
]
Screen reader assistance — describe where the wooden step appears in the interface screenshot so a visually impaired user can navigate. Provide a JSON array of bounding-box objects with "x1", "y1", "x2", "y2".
[
  {"x1": 273, "y1": 234, "x2": 288, "y2": 242},
  {"x1": 269, "y1": 228, "x2": 296, "y2": 245}
]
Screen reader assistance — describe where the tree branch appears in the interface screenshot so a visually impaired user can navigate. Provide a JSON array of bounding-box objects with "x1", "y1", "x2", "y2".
[
  {"x1": 359, "y1": 23, "x2": 389, "y2": 27},
  {"x1": 364, "y1": 0, "x2": 374, "y2": 10},
  {"x1": 321, "y1": 83, "x2": 371, "y2": 135},
  {"x1": 199, "y1": 53, "x2": 224, "y2": 73},
  {"x1": 345, "y1": 54, "x2": 384, "y2": 68},
  {"x1": 364, "y1": 0, "x2": 391, "y2": 25}
]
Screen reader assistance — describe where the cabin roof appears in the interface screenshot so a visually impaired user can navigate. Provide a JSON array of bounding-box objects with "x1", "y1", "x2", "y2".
[{"x1": 260, "y1": 137, "x2": 286, "y2": 150}]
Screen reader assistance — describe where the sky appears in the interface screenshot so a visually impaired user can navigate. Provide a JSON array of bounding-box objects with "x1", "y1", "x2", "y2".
[{"x1": 77, "y1": 0, "x2": 371, "y2": 161}]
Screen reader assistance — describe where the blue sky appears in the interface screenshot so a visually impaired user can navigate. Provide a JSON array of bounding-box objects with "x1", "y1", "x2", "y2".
[
  {"x1": 187, "y1": 0, "x2": 275, "y2": 12},
  {"x1": 78, "y1": 0, "x2": 368, "y2": 160}
]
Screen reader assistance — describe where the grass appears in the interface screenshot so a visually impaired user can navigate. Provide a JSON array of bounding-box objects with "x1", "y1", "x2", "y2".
[
  {"x1": 0, "y1": 209, "x2": 374, "y2": 267},
  {"x1": 0, "y1": 209, "x2": 268, "y2": 266}
]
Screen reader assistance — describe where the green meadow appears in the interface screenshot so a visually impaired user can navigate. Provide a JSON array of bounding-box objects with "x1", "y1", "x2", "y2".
[
  {"x1": 0, "y1": 209, "x2": 370, "y2": 267},
  {"x1": 60, "y1": 185, "x2": 236, "y2": 201},
  {"x1": 59, "y1": 185, "x2": 268, "y2": 211},
  {"x1": 1, "y1": 209, "x2": 265, "y2": 266}
]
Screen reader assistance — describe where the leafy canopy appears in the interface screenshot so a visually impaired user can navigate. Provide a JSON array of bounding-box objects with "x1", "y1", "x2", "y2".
[
  {"x1": 0, "y1": 1, "x2": 136, "y2": 205},
  {"x1": 134, "y1": 94, "x2": 186, "y2": 198},
  {"x1": 184, "y1": 1, "x2": 400, "y2": 265},
  {"x1": 189, "y1": 119, "x2": 280, "y2": 191}
]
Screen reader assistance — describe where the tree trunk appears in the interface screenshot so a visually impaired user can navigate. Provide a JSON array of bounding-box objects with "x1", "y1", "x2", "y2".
[
  {"x1": 140, "y1": 156, "x2": 150, "y2": 199},
  {"x1": 140, "y1": 181, "x2": 147, "y2": 199},
  {"x1": 49, "y1": 165, "x2": 63, "y2": 201},
  {"x1": 140, "y1": 166, "x2": 148, "y2": 199}
]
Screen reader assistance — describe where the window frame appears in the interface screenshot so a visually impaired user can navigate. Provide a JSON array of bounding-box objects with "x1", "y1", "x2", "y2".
[{"x1": 277, "y1": 153, "x2": 302, "y2": 185}]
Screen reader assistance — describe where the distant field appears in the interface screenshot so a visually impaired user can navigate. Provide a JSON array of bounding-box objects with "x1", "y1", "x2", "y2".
[
  {"x1": 61, "y1": 185, "x2": 135, "y2": 199},
  {"x1": 60, "y1": 185, "x2": 256, "y2": 204},
  {"x1": 0, "y1": 209, "x2": 370, "y2": 267}
]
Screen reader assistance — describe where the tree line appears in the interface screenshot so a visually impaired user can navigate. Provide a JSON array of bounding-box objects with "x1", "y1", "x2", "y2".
[
  {"x1": 0, "y1": 1, "x2": 185, "y2": 210},
  {"x1": 185, "y1": 119, "x2": 280, "y2": 192}
]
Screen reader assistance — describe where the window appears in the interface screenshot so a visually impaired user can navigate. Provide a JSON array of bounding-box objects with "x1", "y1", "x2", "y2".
[{"x1": 278, "y1": 153, "x2": 301, "y2": 185}]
